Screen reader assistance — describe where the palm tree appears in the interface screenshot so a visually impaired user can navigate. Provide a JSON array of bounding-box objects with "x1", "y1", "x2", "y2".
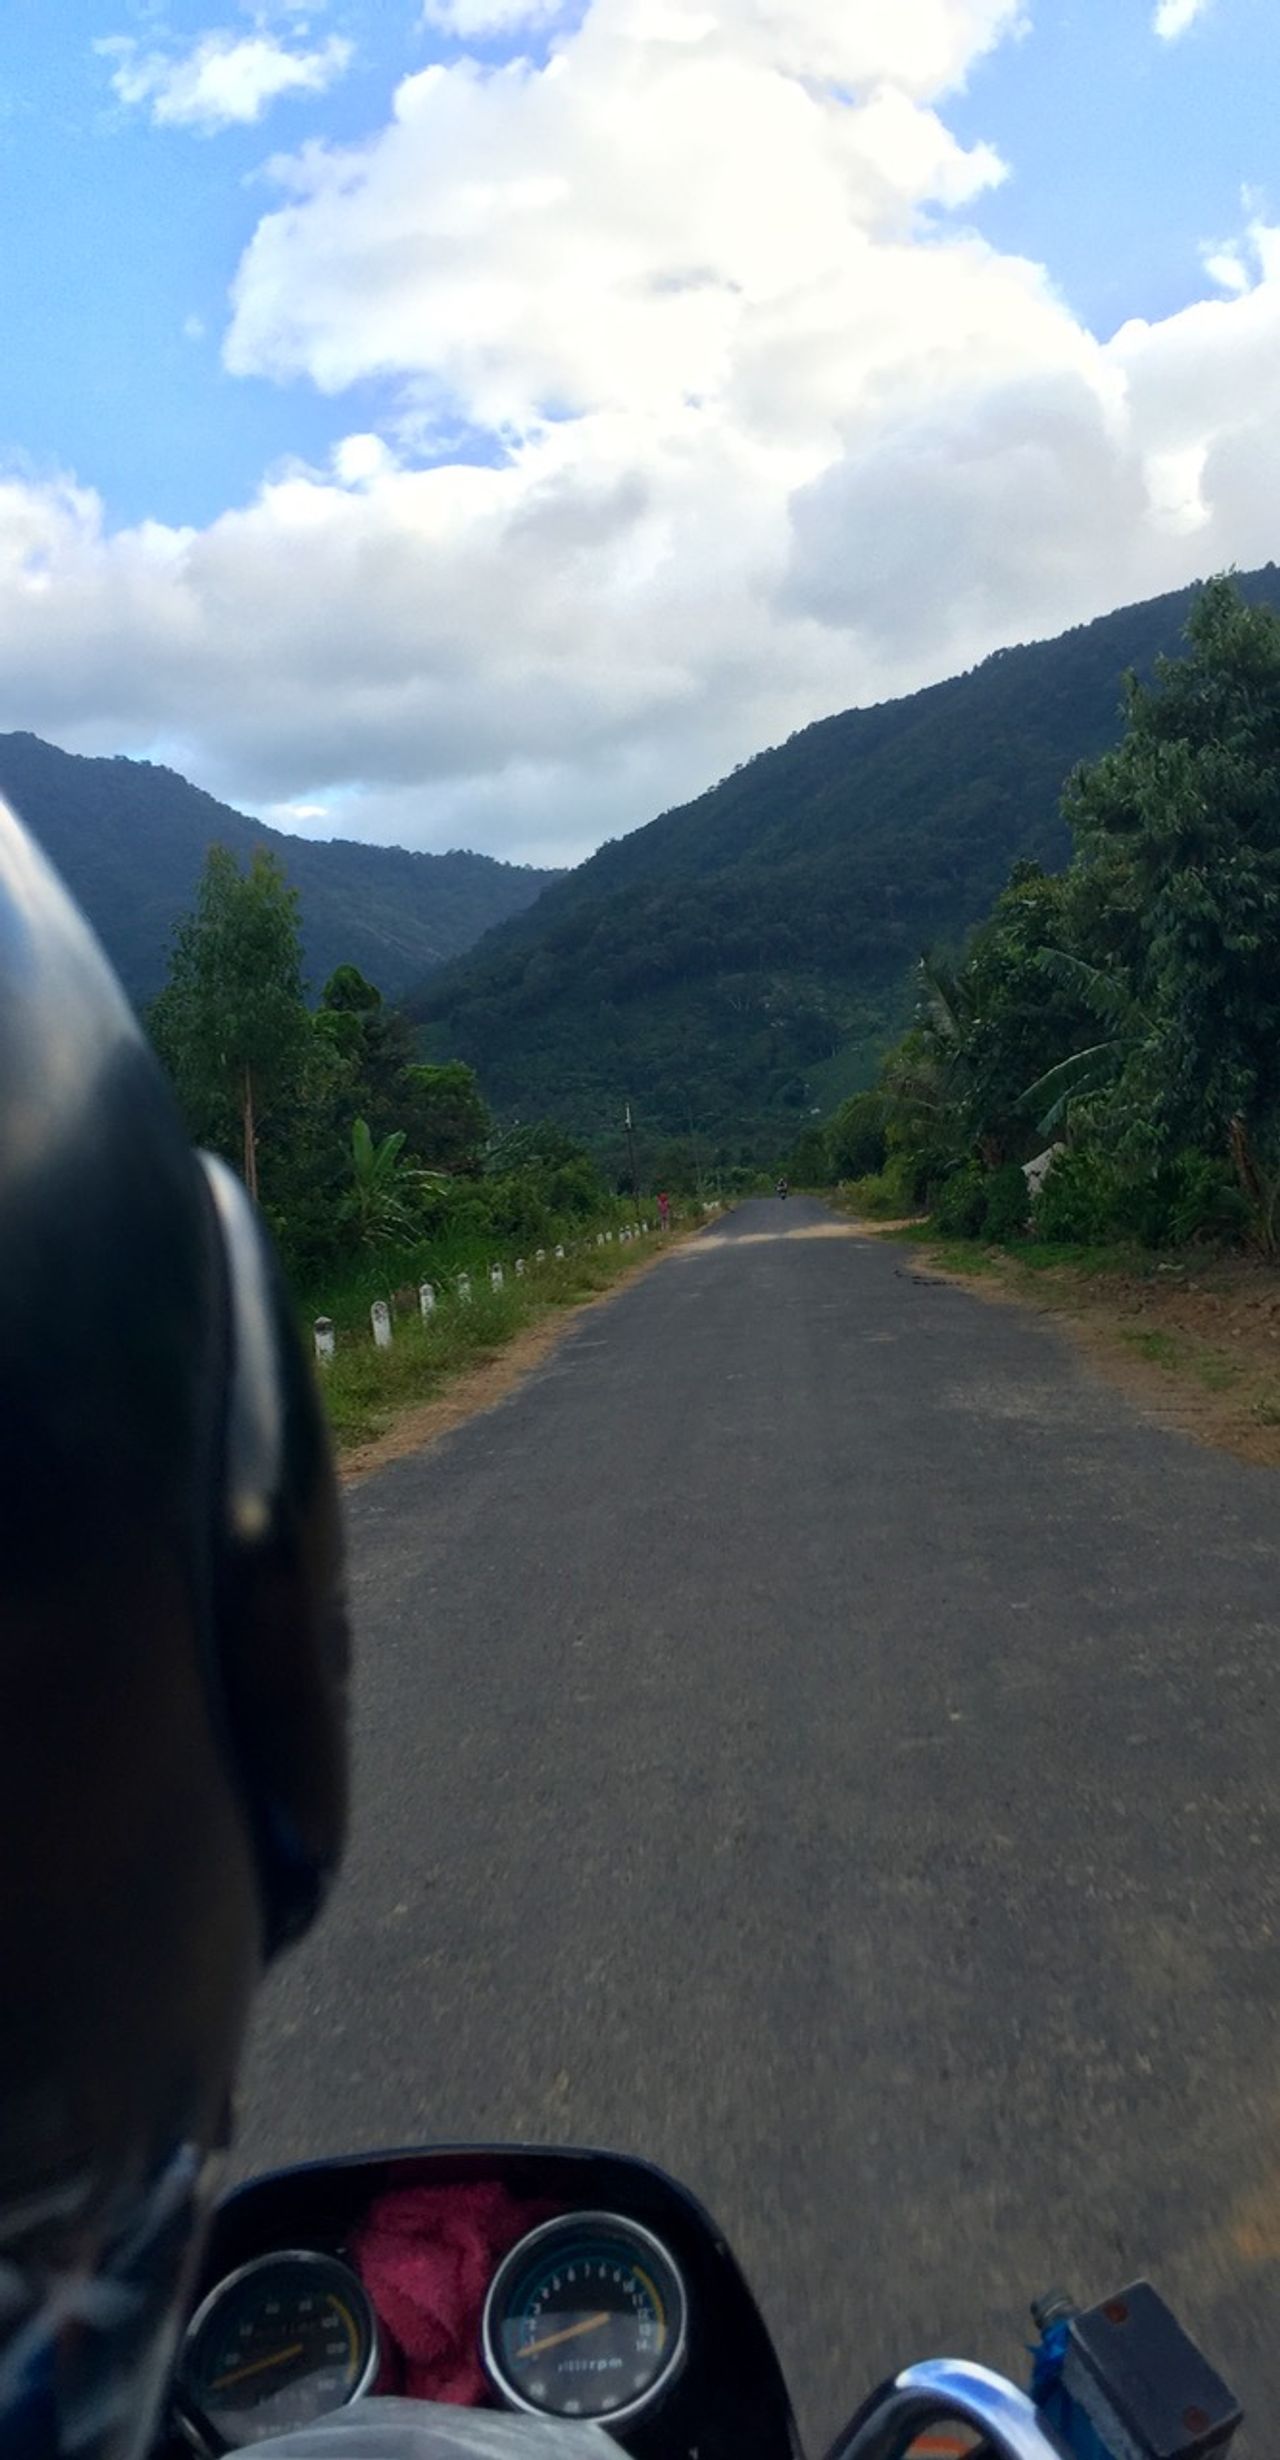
[{"x1": 880, "y1": 954, "x2": 978, "y2": 1115}]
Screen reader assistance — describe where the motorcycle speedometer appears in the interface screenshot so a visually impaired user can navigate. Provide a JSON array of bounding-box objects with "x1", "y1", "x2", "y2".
[
  {"x1": 482, "y1": 2212, "x2": 687, "y2": 2426},
  {"x1": 176, "y1": 2249, "x2": 379, "y2": 2453}
]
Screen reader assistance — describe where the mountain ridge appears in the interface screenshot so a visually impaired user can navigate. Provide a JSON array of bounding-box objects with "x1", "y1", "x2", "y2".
[
  {"x1": 0, "y1": 731, "x2": 559, "y2": 1004},
  {"x1": 414, "y1": 564, "x2": 1280, "y2": 1153}
]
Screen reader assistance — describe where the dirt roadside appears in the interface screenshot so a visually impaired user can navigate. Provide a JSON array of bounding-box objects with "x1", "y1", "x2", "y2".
[{"x1": 887, "y1": 1233, "x2": 1280, "y2": 1472}]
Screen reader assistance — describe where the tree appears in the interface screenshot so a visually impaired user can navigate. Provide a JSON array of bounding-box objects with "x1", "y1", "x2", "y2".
[
  {"x1": 317, "y1": 965, "x2": 420, "y2": 1140},
  {"x1": 322, "y1": 963, "x2": 384, "y2": 1017},
  {"x1": 400, "y1": 1062, "x2": 491, "y2": 1172},
  {"x1": 149, "y1": 846, "x2": 309, "y2": 1200},
  {"x1": 826, "y1": 1090, "x2": 888, "y2": 1180},
  {"x1": 851, "y1": 864, "x2": 1127, "y2": 1201},
  {"x1": 955, "y1": 865, "x2": 1125, "y2": 1158},
  {"x1": 784, "y1": 1124, "x2": 833, "y2": 1185},
  {"x1": 1067, "y1": 578, "x2": 1280, "y2": 1189}
]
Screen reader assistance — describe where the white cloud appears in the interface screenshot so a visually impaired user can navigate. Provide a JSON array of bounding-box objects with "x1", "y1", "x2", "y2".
[
  {"x1": 1153, "y1": 0, "x2": 1211, "y2": 40},
  {"x1": 98, "y1": 26, "x2": 353, "y2": 133},
  {"x1": 1203, "y1": 248, "x2": 1249, "y2": 295},
  {"x1": 224, "y1": 2, "x2": 1016, "y2": 430},
  {"x1": 262, "y1": 798, "x2": 333, "y2": 829},
  {"x1": 9, "y1": 0, "x2": 1280, "y2": 865},
  {"x1": 422, "y1": 0, "x2": 570, "y2": 36},
  {"x1": 1201, "y1": 204, "x2": 1279, "y2": 297}
]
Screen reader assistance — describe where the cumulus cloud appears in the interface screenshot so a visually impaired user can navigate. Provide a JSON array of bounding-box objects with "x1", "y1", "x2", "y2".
[
  {"x1": 1203, "y1": 248, "x2": 1250, "y2": 295},
  {"x1": 224, "y1": 0, "x2": 1015, "y2": 433},
  {"x1": 1201, "y1": 204, "x2": 1279, "y2": 297},
  {"x1": 11, "y1": 0, "x2": 1280, "y2": 863},
  {"x1": 421, "y1": 0, "x2": 570, "y2": 35},
  {"x1": 1153, "y1": 0, "x2": 1212, "y2": 40},
  {"x1": 98, "y1": 25, "x2": 353, "y2": 132}
]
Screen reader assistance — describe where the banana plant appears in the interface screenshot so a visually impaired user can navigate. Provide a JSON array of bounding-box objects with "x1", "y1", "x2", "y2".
[
  {"x1": 342, "y1": 1117, "x2": 431, "y2": 1250},
  {"x1": 1020, "y1": 950, "x2": 1150, "y2": 1136}
]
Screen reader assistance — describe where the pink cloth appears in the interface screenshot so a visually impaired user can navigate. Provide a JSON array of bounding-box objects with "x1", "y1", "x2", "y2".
[{"x1": 350, "y1": 2184, "x2": 553, "y2": 2406}]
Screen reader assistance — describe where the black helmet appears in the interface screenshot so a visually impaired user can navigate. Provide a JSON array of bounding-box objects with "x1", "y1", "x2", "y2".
[{"x1": 0, "y1": 801, "x2": 350, "y2": 2459}]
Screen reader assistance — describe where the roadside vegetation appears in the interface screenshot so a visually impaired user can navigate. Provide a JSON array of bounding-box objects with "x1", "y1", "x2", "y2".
[
  {"x1": 316, "y1": 1232, "x2": 687, "y2": 1456},
  {"x1": 790, "y1": 578, "x2": 1280, "y2": 1268},
  {"x1": 145, "y1": 843, "x2": 712, "y2": 1449}
]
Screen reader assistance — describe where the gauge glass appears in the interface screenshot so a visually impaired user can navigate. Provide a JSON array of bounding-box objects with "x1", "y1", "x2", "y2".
[
  {"x1": 483, "y1": 2212, "x2": 687, "y2": 2425},
  {"x1": 178, "y1": 2249, "x2": 378, "y2": 2452}
]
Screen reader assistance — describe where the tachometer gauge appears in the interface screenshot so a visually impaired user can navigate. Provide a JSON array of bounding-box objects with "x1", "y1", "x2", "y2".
[
  {"x1": 482, "y1": 2213, "x2": 687, "y2": 2425},
  {"x1": 177, "y1": 2250, "x2": 379, "y2": 2453}
]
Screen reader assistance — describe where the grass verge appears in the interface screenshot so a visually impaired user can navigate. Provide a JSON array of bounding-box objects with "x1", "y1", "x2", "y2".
[{"x1": 315, "y1": 1224, "x2": 698, "y2": 1466}]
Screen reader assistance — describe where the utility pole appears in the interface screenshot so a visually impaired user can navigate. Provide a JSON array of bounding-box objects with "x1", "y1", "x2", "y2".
[{"x1": 624, "y1": 1100, "x2": 640, "y2": 1199}]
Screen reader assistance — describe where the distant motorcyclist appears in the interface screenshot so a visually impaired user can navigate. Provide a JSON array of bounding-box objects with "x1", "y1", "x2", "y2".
[{"x1": 775, "y1": 1176, "x2": 789, "y2": 1200}]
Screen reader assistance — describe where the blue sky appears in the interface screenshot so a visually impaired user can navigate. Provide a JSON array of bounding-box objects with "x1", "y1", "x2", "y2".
[
  {"x1": 950, "y1": 0, "x2": 1280, "y2": 333},
  {"x1": 0, "y1": 3, "x2": 418, "y2": 526},
  {"x1": 0, "y1": 0, "x2": 1277, "y2": 861}
]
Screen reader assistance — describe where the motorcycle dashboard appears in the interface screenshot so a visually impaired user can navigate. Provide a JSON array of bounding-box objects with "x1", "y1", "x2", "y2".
[{"x1": 158, "y1": 2145, "x2": 799, "y2": 2460}]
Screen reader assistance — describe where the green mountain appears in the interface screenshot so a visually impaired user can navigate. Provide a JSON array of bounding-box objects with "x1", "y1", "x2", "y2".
[
  {"x1": 0, "y1": 732, "x2": 558, "y2": 1005},
  {"x1": 415, "y1": 566, "x2": 1280, "y2": 1156}
]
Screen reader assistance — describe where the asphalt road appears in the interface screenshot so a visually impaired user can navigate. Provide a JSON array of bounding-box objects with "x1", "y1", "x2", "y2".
[{"x1": 237, "y1": 1199, "x2": 1280, "y2": 2452}]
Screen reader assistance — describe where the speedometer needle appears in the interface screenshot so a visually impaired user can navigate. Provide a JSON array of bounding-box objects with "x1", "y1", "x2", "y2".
[
  {"x1": 210, "y1": 2342, "x2": 306, "y2": 2391},
  {"x1": 516, "y1": 2312, "x2": 612, "y2": 2360}
]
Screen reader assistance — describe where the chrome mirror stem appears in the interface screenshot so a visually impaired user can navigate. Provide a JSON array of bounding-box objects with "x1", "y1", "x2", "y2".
[{"x1": 830, "y1": 2357, "x2": 1070, "y2": 2460}]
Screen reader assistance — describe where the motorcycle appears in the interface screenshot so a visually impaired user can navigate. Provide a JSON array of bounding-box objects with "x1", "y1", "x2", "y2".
[{"x1": 156, "y1": 2142, "x2": 1243, "y2": 2460}]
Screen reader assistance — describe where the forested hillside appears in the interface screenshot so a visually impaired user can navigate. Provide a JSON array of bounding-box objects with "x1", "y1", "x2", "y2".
[
  {"x1": 0, "y1": 732, "x2": 557, "y2": 1002},
  {"x1": 416, "y1": 567, "x2": 1280, "y2": 1154}
]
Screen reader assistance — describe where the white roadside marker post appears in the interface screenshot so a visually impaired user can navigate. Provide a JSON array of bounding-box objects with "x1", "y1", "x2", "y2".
[
  {"x1": 371, "y1": 1300, "x2": 392, "y2": 1350},
  {"x1": 314, "y1": 1317, "x2": 335, "y2": 1365}
]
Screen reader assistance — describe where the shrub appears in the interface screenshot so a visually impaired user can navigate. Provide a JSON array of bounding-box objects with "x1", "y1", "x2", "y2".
[
  {"x1": 482, "y1": 1174, "x2": 553, "y2": 1242},
  {"x1": 846, "y1": 1153, "x2": 922, "y2": 1218},
  {"x1": 1031, "y1": 1148, "x2": 1114, "y2": 1244},
  {"x1": 982, "y1": 1161, "x2": 1030, "y2": 1242},
  {"x1": 933, "y1": 1160, "x2": 989, "y2": 1238},
  {"x1": 547, "y1": 1158, "x2": 600, "y2": 1216},
  {"x1": 1165, "y1": 1153, "x2": 1248, "y2": 1246},
  {"x1": 1029, "y1": 1146, "x2": 1246, "y2": 1249}
]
